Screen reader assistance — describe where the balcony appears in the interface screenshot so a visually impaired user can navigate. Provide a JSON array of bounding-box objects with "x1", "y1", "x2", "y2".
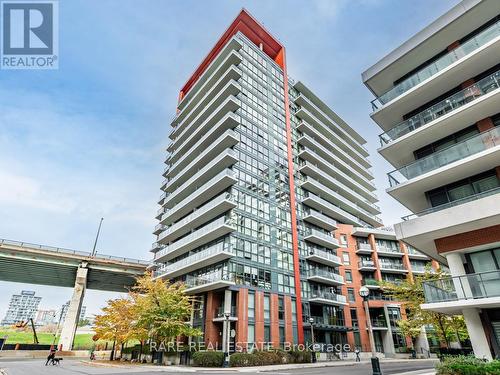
[
  {"x1": 307, "y1": 269, "x2": 344, "y2": 286},
  {"x1": 155, "y1": 215, "x2": 236, "y2": 262},
  {"x1": 376, "y1": 246, "x2": 403, "y2": 258},
  {"x1": 302, "y1": 208, "x2": 338, "y2": 231},
  {"x1": 158, "y1": 193, "x2": 236, "y2": 244},
  {"x1": 297, "y1": 132, "x2": 373, "y2": 182},
  {"x1": 172, "y1": 60, "x2": 242, "y2": 137},
  {"x1": 295, "y1": 93, "x2": 368, "y2": 156},
  {"x1": 153, "y1": 242, "x2": 234, "y2": 280},
  {"x1": 303, "y1": 228, "x2": 340, "y2": 250},
  {"x1": 379, "y1": 261, "x2": 408, "y2": 274},
  {"x1": 362, "y1": 278, "x2": 380, "y2": 289},
  {"x1": 307, "y1": 315, "x2": 346, "y2": 327},
  {"x1": 387, "y1": 131, "x2": 500, "y2": 214},
  {"x1": 305, "y1": 248, "x2": 342, "y2": 267},
  {"x1": 308, "y1": 290, "x2": 348, "y2": 306},
  {"x1": 163, "y1": 148, "x2": 238, "y2": 201},
  {"x1": 371, "y1": 19, "x2": 500, "y2": 110},
  {"x1": 184, "y1": 272, "x2": 236, "y2": 294},
  {"x1": 160, "y1": 169, "x2": 237, "y2": 225},
  {"x1": 213, "y1": 305, "x2": 238, "y2": 322},
  {"x1": 411, "y1": 266, "x2": 428, "y2": 274},
  {"x1": 407, "y1": 249, "x2": 430, "y2": 260},
  {"x1": 422, "y1": 270, "x2": 500, "y2": 314},
  {"x1": 153, "y1": 223, "x2": 165, "y2": 236},
  {"x1": 169, "y1": 97, "x2": 240, "y2": 161},
  {"x1": 171, "y1": 80, "x2": 241, "y2": 148},
  {"x1": 358, "y1": 259, "x2": 376, "y2": 271},
  {"x1": 295, "y1": 108, "x2": 369, "y2": 166},
  {"x1": 302, "y1": 192, "x2": 367, "y2": 227},
  {"x1": 369, "y1": 318, "x2": 388, "y2": 330},
  {"x1": 300, "y1": 176, "x2": 382, "y2": 227},
  {"x1": 166, "y1": 129, "x2": 239, "y2": 180},
  {"x1": 356, "y1": 243, "x2": 373, "y2": 255}
]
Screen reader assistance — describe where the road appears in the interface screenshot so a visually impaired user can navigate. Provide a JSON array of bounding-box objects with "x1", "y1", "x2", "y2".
[{"x1": 0, "y1": 358, "x2": 438, "y2": 375}]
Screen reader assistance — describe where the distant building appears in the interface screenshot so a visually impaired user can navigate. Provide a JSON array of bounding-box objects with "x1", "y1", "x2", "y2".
[
  {"x1": 1, "y1": 291, "x2": 42, "y2": 326},
  {"x1": 35, "y1": 309, "x2": 57, "y2": 326},
  {"x1": 58, "y1": 301, "x2": 86, "y2": 324}
]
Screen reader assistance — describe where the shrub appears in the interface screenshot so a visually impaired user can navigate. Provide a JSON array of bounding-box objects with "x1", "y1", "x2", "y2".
[
  {"x1": 436, "y1": 355, "x2": 500, "y2": 375},
  {"x1": 192, "y1": 351, "x2": 224, "y2": 367},
  {"x1": 288, "y1": 349, "x2": 312, "y2": 363},
  {"x1": 230, "y1": 353, "x2": 255, "y2": 367}
]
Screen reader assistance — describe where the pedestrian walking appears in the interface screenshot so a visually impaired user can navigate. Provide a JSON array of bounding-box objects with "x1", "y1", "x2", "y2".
[
  {"x1": 45, "y1": 347, "x2": 56, "y2": 366},
  {"x1": 355, "y1": 347, "x2": 361, "y2": 362}
]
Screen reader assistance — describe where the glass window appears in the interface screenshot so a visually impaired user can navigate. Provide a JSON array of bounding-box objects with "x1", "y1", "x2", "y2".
[
  {"x1": 278, "y1": 296, "x2": 284, "y2": 320},
  {"x1": 264, "y1": 295, "x2": 270, "y2": 320},
  {"x1": 264, "y1": 325, "x2": 270, "y2": 343},
  {"x1": 248, "y1": 293, "x2": 255, "y2": 319},
  {"x1": 340, "y1": 235, "x2": 348, "y2": 246},
  {"x1": 248, "y1": 324, "x2": 255, "y2": 344},
  {"x1": 343, "y1": 252, "x2": 350, "y2": 265},
  {"x1": 345, "y1": 270, "x2": 352, "y2": 283},
  {"x1": 347, "y1": 288, "x2": 355, "y2": 302},
  {"x1": 350, "y1": 308, "x2": 358, "y2": 327}
]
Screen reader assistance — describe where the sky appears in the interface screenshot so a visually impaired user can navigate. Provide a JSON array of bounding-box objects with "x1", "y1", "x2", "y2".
[{"x1": 0, "y1": 0, "x2": 460, "y2": 318}]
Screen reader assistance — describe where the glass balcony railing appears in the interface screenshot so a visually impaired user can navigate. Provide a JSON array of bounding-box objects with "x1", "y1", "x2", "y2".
[
  {"x1": 308, "y1": 269, "x2": 344, "y2": 284},
  {"x1": 376, "y1": 245, "x2": 403, "y2": 255},
  {"x1": 372, "y1": 19, "x2": 500, "y2": 110},
  {"x1": 358, "y1": 259, "x2": 376, "y2": 268},
  {"x1": 402, "y1": 186, "x2": 500, "y2": 221},
  {"x1": 356, "y1": 243, "x2": 373, "y2": 252},
  {"x1": 388, "y1": 126, "x2": 500, "y2": 187},
  {"x1": 363, "y1": 278, "x2": 379, "y2": 287},
  {"x1": 379, "y1": 69, "x2": 500, "y2": 146},
  {"x1": 306, "y1": 315, "x2": 346, "y2": 327},
  {"x1": 215, "y1": 305, "x2": 237, "y2": 318},
  {"x1": 306, "y1": 248, "x2": 342, "y2": 265},
  {"x1": 370, "y1": 318, "x2": 388, "y2": 328},
  {"x1": 379, "y1": 262, "x2": 406, "y2": 271},
  {"x1": 423, "y1": 270, "x2": 500, "y2": 303},
  {"x1": 184, "y1": 271, "x2": 236, "y2": 289},
  {"x1": 309, "y1": 290, "x2": 347, "y2": 304}
]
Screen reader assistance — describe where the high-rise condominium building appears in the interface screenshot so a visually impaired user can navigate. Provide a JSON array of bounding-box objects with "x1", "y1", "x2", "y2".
[
  {"x1": 1, "y1": 290, "x2": 41, "y2": 326},
  {"x1": 151, "y1": 9, "x2": 436, "y2": 354},
  {"x1": 363, "y1": 0, "x2": 500, "y2": 360}
]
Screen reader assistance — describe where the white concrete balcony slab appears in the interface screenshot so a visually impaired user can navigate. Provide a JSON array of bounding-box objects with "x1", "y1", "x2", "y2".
[
  {"x1": 352, "y1": 227, "x2": 397, "y2": 240},
  {"x1": 299, "y1": 151, "x2": 377, "y2": 202},
  {"x1": 155, "y1": 216, "x2": 236, "y2": 262},
  {"x1": 184, "y1": 272, "x2": 236, "y2": 294},
  {"x1": 153, "y1": 242, "x2": 234, "y2": 280},
  {"x1": 171, "y1": 80, "x2": 241, "y2": 149},
  {"x1": 153, "y1": 223, "x2": 165, "y2": 236},
  {"x1": 307, "y1": 269, "x2": 345, "y2": 286},
  {"x1": 355, "y1": 243, "x2": 374, "y2": 255},
  {"x1": 303, "y1": 228, "x2": 340, "y2": 250},
  {"x1": 376, "y1": 246, "x2": 404, "y2": 258},
  {"x1": 370, "y1": 29, "x2": 500, "y2": 129},
  {"x1": 161, "y1": 169, "x2": 237, "y2": 225},
  {"x1": 295, "y1": 108, "x2": 369, "y2": 168},
  {"x1": 158, "y1": 193, "x2": 236, "y2": 244},
  {"x1": 394, "y1": 187, "x2": 500, "y2": 262},
  {"x1": 302, "y1": 192, "x2": 366, "y2": 227},
  {"x1": 387, "y1": 127, "x2": 500, "y2": 213},
  {"x1": 358, "y1": 259, "x2": 377, "y2": 271},
  {"x1": 422, "y1": 270, "x2": 500, "y2": 314},
  {"x1": 302, "y1": 209, "x2": 337, "y2": 231},
  {"x1": 306, "y1": 248, "x2": 342, "y2": 267},
  {"x1": 379, "y1": 261, "x2": 408, "y2": 274},
  {"x1": 298, "y1": 132, "x2": 373, "y2": 184},
  {"x1": 171, "y1": 65, "x2": 242, "y2": 140},
  {"x1": 173, "y1": 48, "x2": 242, "y2": 128},
  {"x1": 407, "y1": 251, "x2": 430, "y2": 260},
  {"x1": 165, "y1": 147, "x2": 237, "y2": 196},
  {"x1": 163, "y1": 149, "x2": 238, "y2": 209},
  {"x1": 294, "y1": 93, "x2": 368, "y2": 157},
  {"x1": 300, "y1": 176, "x2": 382, "y2": 227},
  {"x1": 177, "y1": 38, "x2": 243, "y2": 112},
  {"x1": 166, "y1": 129, "x2": 238, "y2": 180},
  {"x1": 308, "y1": 291, "x2": 348, "y2": 306},
  {"x1": 379, "y1": 78, "x2": 500, "y2": 168}
]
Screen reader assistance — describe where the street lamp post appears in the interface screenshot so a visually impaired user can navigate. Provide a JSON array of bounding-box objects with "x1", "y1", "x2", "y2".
[
  {"x1": 309, "y1": 317, "x2": 316, "y2": 363},
  {"x1": 222, "y1": 312, "x2": 230, "y2": 368},
  {"x1": 359, "y1": 286, "x2": 382, "y2": 375}
]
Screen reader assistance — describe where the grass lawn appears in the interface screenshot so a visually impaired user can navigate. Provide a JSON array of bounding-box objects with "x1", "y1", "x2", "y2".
[{"x1": 0, "y1": 330, "x2": 111, "y2": 349}]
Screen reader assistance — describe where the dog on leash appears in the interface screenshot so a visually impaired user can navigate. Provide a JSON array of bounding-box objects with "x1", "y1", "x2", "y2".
[{"x1": 51, "y1": 358, "x2": 63, "y2": 365}]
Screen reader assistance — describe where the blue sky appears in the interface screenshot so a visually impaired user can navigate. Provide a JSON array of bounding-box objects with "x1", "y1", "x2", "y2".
[{"x1": 0, "y1": 0, "x2": 459, "y2": 316}]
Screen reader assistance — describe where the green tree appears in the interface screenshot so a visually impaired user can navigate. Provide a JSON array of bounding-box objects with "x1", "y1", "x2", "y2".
[{"x1": 380, "y1": 266, "x2": 469, "y2": 348}]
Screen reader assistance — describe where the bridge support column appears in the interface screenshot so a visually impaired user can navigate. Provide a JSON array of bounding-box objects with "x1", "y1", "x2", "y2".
[{"x1": 58, "y1": 264, "x2": 88, "y2": 351}]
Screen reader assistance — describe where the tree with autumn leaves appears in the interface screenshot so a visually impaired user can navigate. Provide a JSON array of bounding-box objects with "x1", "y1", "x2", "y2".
[
  {"x1": 380, "y1": 266, "x2": 469, "y2": 350},
  {"x1": 93, "y1": 273, "x2": 201, "y2": 359}
]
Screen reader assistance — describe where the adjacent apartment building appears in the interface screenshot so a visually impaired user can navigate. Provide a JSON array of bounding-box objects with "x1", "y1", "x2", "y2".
[
  {"x1": 1, "y1": 290, "x2": 41, "y2": 326},
  {"x1": 363, "y1": 0, "x2": 500, "y2": 360},
  {"x1": 151, "y1": 9, "x2": 438, "y2": 355}
]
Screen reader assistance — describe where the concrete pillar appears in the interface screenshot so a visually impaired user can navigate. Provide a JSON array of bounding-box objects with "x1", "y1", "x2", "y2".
[
  {"x1": 58, "y1": 265, "x2": 88, "y2": 350},
  {"x1": 445, "y1": 252, "x2": 472, "y2": 299},
  {"x1": 414, "y1": 326, "x2": 430, "y2": 357},
  {"x1": 382, "y1": 305, "x2": 395, "y2": 357},
  {"x1": 222, "y1": 290, "x2": 232, "y2": 352},
  {"x1": 463, "y1": 308, "x2": 492, "y2": 360}
]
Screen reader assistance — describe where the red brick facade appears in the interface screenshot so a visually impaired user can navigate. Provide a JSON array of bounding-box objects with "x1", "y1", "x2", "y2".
[{"x1": 435, "y1": 224, "x2": 500, "y2": 254}]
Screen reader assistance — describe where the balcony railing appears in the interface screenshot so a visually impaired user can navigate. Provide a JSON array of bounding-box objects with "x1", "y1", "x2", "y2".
[
  {"x1": 309, "y1": 290, "x2": 347, "y2": 304},
  {"x1": 379, "y1": 69, "x2": 500, "y2": 146},
  {"x1": 215, "y1": 305, "x2": 237, "y2": 318},
  {"x1": 185, "y1": 272, "x2": 236, "y2": 289},
  {"x1": 307, "y1": 315, "x2": 346, "y2": 327},
  {"x1": 376, "y1": 245, "x2": 403, "y2": 255},
  {"x1": 306, "y1": 248, "x2": 342, "y2": 266},
  {"x1": 308, "y1": 269, "x2": 344, "y2": 284},
  {"x1": 363, "y1": 278, "x2": 379, "y2": 287},
  {"x1": 388, "y1": 126, "x2": 500, "y2": 187},
  {"x1": 358, "y1": 259, "x2": 376, "y2": 268},
  {"x1": 370, "y1": 318, "x2": 388, "y2": 328},
  {"x1": 303, "y1": 208, "x2": 338, "y2": 229},
  {"x1": 304, "y1": 227, "x2": 340, "y2": 249},
  {"x1": 356, "y1": 243, "x2": 373, "y2": 252},
  {"x1": 423, "y1": 270, "x2": 500, "y2": 303},
  {"x1": 402, "y1": 186, "x2": 500, "y2": 221},
  {"x1": 379, "y1": 262, "x2": 406, "y2": 271},
  {"x1": 372, "y1": 19, "x2": 500, "y2": 110}
]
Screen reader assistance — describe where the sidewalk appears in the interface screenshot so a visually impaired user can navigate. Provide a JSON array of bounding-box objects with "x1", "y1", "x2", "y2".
[{"x1": 83, "y1": 358, "x2": 438, "y2": 372}]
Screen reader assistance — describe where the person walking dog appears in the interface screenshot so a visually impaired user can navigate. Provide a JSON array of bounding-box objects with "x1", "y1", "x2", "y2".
[{"x1": 45, "y1": 347, "x2": 56, "y2": 366}]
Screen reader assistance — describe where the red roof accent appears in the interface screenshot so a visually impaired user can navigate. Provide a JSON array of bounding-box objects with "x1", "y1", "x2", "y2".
[{"x1": 179, "y1": 9, "x2": 284, "y2": 101}]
